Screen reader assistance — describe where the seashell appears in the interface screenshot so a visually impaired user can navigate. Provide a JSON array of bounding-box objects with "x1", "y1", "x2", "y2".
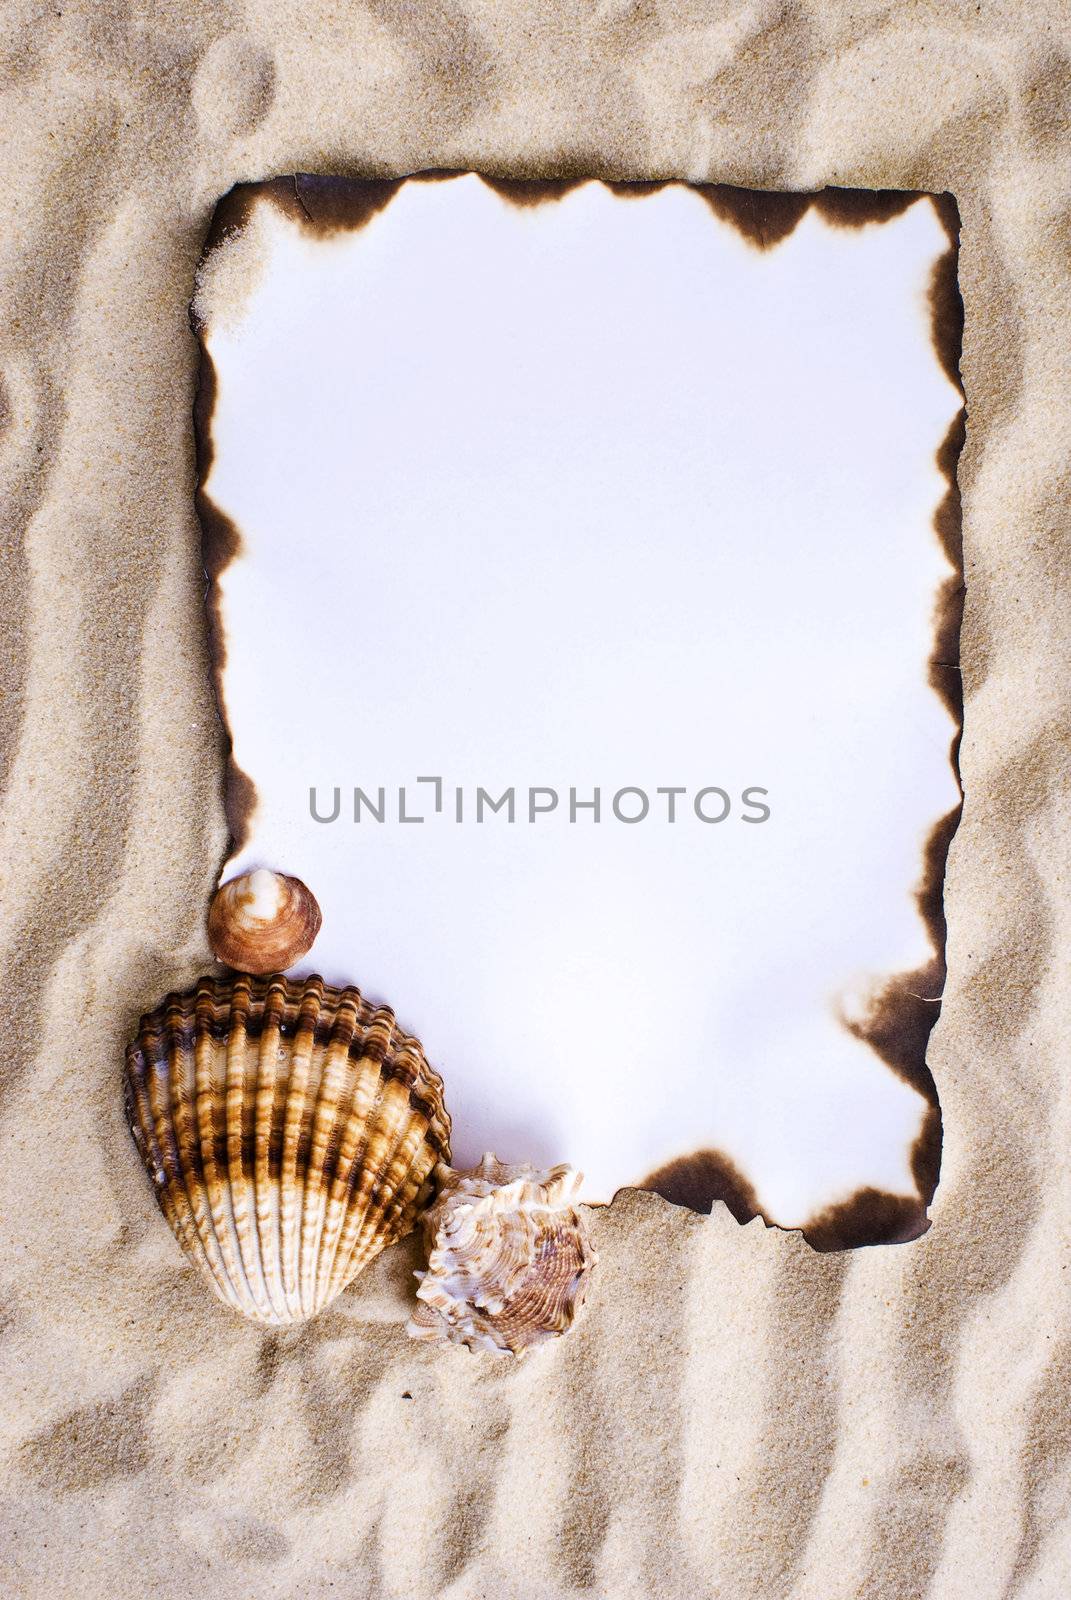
[
  {"x1": 407, "y1": 1154, "x2": 596, "y2": 1355},
  {"x1": 207, "y1": 868, "x2": 321, "y2": 974},
  {"x1": 124, "y1": 972, "x2": 450, "y2": 1326}
]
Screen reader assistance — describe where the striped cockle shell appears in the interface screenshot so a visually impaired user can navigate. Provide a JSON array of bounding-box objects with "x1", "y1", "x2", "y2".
[
  {"x1": 207, "y1": 868, "x2": 321, "y2": 974},
  {"x1": 124, "y1": 972, "x2": 451, "y2": 1326},
  {"x1": 407, "y1": 1154, "x2": 596, "y2": 1355}
]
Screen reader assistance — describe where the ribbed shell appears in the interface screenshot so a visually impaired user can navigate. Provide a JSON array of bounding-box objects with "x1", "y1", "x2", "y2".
[{"x1": 124, "y1": 973, "x2": 451, "y2": 1326}]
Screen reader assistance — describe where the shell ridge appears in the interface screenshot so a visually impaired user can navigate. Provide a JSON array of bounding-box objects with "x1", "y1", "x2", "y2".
[
  {"x1": 325, "y1": 1017, "x2": 448, "y2": 1295},
  {"x1": 312, "y1": 1010, "x2": 383, "y2": 1303},
  {"x1": 252, "y1": 979, "x2": 289, "y2": 1323},
  {"x1": 321, "y1": 1007, "x2": 397, "y2": 1297},
  {"x1": 343, "y1": 1108, "x2": 440, "y2": 1284},
  {"x1": 125, "y1": 1046, "x2": 206, "y2": 1272},
  {"x1": 193, "y1": 979, "x2": 260, "y2": 1315},
  {"x1": 340, "y1": 1044, "x2": 451, "y2": 1285},
  {"x1": 326, "y1": 1015, "x2": 426, "y2": 1295},
  {"x1": 210, "y1": 977, "x2": 267, "y2": 1316},
  {"x1": 297, "y1": 1004, "x2": 351, "y2": 1316},
  {"x1": 300, "y1": 1001, "x2": 363, "y2": 1316},
  {"x1": 296, "y1": 976, "x2": 335, "y2": 1314},
  {"x1": 223, "y1": 983, "x2": 273, "y2": 1321},
  {"x1": 153, "y1": 982, "x2": 238, "y2": 1295},
  {"x1": 276, "y1": 977, "x2": 317, "y2": 1321},
  {"x1": 370, "y1": 1147, "x2": 441, "y2": 1264},
  {"x1": 162, "y1": 982, "x2": 246, "y2": 1311},
  {"x1": 290, "y1": 975, "x2": 331, "y2": 1319}
]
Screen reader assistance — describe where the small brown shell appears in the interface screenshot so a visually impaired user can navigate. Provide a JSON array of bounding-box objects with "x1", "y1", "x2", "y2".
[
  {"x1": 207, "y1": 868, "x2": 321, "y2": 973},
  {"x1": 407, "y1": 1154, "x2": 596, "y2": 1355},
  {"x1": 124, "y1": 972, "x2": 451, "y2": 1326}
]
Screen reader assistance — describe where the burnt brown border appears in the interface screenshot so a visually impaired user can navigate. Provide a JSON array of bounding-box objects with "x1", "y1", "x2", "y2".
[{"x1": 191, "y1": 172, "x2": 965, "y2": 1252}]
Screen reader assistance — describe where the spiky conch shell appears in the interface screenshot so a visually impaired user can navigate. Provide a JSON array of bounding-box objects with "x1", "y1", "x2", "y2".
[
  {"x1": 124, "y1": 973, "x2": 451, "y2": 1327},
  {"x1": 407, "y1": 1154, "x2": 596, "y2": 1355}
]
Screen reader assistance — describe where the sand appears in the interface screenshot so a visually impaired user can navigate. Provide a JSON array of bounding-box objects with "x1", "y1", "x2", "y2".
[{"x1": 0, "y1": 3, "x2": 1068, "y2": 1597}]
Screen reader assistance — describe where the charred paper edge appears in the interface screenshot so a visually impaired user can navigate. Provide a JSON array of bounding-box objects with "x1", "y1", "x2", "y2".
[{"x1": 190, "y1": 173, "x2": 966, "y2": 1253}]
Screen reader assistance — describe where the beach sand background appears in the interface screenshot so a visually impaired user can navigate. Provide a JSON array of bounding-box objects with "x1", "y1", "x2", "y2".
[{"x1": 0, "y1": 2, "x2": 1068, "y2": 1596}]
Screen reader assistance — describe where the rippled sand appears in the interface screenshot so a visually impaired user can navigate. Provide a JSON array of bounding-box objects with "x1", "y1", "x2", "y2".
[{"x1": 1, "y1": 3, "x2": 1068, "y2": 1596}]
